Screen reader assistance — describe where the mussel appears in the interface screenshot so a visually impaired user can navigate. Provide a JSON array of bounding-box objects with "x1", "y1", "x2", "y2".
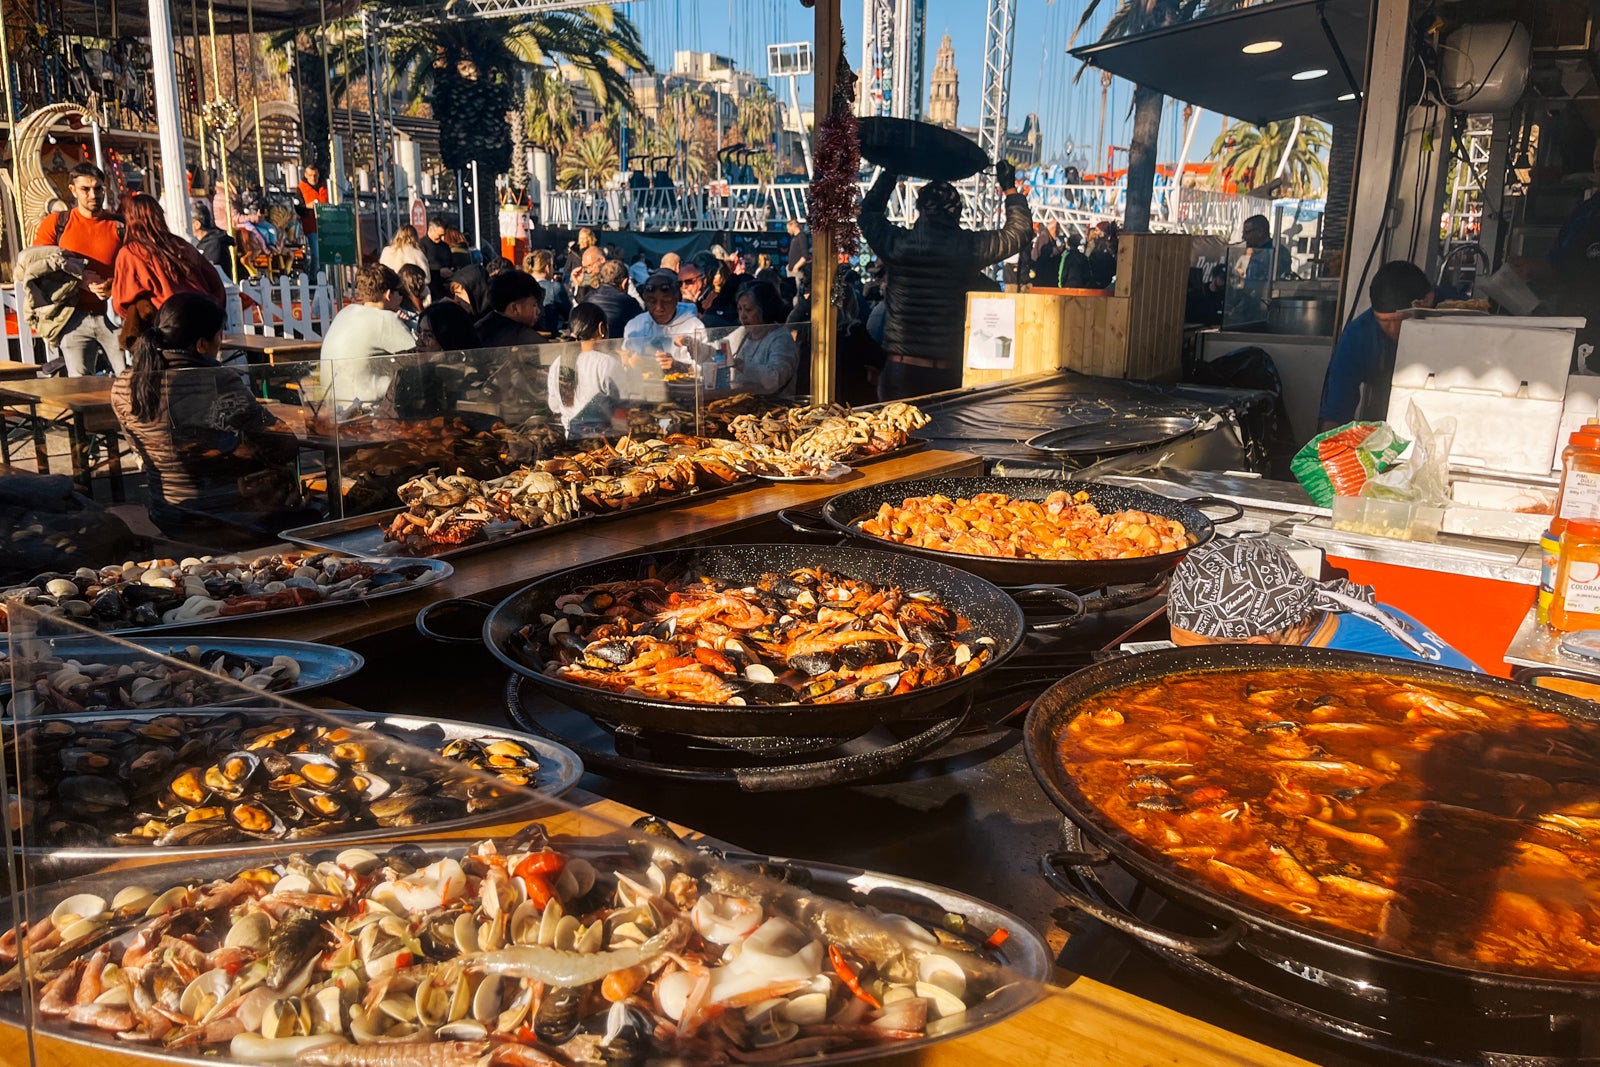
[
  {"x1": 533, "y1": 985, "x2": 585, "y2": 1044},
  {"x1": 787, "y1": 652, "x2": 837, "y2": 677}
]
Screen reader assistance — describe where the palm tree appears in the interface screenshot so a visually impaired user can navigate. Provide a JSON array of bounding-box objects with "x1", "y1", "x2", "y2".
[
  {"x1": 1071, "y1": 0, "x2": 1241, "y2": 231},
  {"x1": 273, "y1": 5, "x2": 648, "y2": 245},
  {"x1": 524, "y1": 69, "x2": 577, "y2": 154},
  {"x1": 557, "y1": 125, "x2": 620, "y2": 188},
  {"x1": 737, "y1": 83, "x2": 779, "y2": 150},
  {"x1": 1206, "y1": 118, "x2": 1331, "y2": 198}
]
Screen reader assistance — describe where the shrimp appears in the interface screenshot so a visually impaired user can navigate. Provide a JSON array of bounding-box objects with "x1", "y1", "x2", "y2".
[{"x1": 295, "y1": 1039, "x2": 489, "y2": 1067}]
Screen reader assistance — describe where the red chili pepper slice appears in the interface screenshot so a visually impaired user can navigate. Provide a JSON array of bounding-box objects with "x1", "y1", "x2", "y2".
[
  {"x1": 828, "y1": 944, "x2": 881, "y2": 1008},
  {"x1": 984, "y1": 927, "x2": 1011, "y2": 950}
]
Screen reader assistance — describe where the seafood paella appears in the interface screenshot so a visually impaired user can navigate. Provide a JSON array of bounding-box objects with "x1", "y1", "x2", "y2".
[
  {"x1": 7, "y1": 711, "x2": 553, "y2": 850},
  {"x1": 516, "y1": 568, "x2": 993, "y2": 706},
  {"x1": 0, "y1": 555, "x2": 444, "y2": 633},
  {"x1": 1055, "y1": 666, "x2": 1600, "y2": 979},
  {"x1": 859, "y1": 490, "x2": 1194, "y2": 562},
  {"x1": 3, "y1": 828, "x2": 1028, "y2": 1064}
]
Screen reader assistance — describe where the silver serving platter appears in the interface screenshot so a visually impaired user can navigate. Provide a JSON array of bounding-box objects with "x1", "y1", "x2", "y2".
[
  {"x1": 10, "y1": 708, "x2": 583, "y2": 865},
  {"x1": 3, "y1": 838, "x2": 1049, "y2": 1066},
  {"x1": 0, "y1": 636, "x2": 364, "y2": 705},
  {"x1": 1, "y1": 556, "x2": 453, "y2": 638}
]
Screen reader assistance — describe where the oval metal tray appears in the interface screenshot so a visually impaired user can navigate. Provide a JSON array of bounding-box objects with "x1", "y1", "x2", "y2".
[
  {"x1": 0, "y1": 636, "x2": 364, "y2": 705},
  {"x1": 1025, "y1": 416, "x2": 1201, "y2": 456},
  {"x1": 10, "y1": 708, "x2": 583, "y2": 864},
  {"x1": 1, "y1": 556, "x2": 453, "y2": 638},
  {"x1": 5, "y1": 838, "x2": 1049, "y2": 1067}
]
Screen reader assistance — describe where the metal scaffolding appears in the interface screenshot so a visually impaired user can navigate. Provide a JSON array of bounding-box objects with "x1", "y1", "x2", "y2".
[{"x1": 977, "y1": 0, "x2": 1015, "y2": 163}]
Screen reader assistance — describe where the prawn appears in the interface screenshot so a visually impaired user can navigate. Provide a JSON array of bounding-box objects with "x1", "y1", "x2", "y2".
[{"x1": 463, "y1": 917, "x2": 689, "y2": 987}]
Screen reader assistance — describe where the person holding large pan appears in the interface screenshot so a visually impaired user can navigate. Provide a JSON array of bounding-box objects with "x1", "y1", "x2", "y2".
[{"x1": 1165, "y1": 538, "x2": 1478, "y2": 670}]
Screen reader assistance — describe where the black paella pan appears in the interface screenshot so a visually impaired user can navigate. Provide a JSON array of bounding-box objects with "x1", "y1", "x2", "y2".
[
  {"x1": 782, "y1": 476, "x2": 1242, "y2": 589},
  {"x1": 417, "y1": 544, "x2": 1038, "y2": 738},
  {"x1": 1024, "y1": 643, "x2": 1600, "y2": 1017}
]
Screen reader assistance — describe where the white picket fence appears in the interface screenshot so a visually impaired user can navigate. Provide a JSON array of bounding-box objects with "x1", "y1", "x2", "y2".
[
  {"x1": 226, "y1": 272, "x2": 342, "y2": 340},
  {"x1": 5, "y1": 269, "x2": 344, "y2": 366}
]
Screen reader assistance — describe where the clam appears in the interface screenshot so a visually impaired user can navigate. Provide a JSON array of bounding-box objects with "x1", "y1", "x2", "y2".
[
  {"x1": 128, "y1": 677, "x2": 169, "y2": 705},
  {"x1": 782, "y1": 991, "x2": 830, "y2": 1026},
  {"x1": 179, "y1": 968, "x2": 233, "y2": 1018},
  {"x1": 51, "y1": 893, "x2": 107, "y2": 928},
  {"x1": 44, "y1": 577, "x2": 79, "y2": 597},
  {"x1": 335, "y1": 848, "x2": 381, "y2": 874},
  {"x1": 914, "y1": 980, "x2": 968, "y2": 1019},
  {"x1": 307, "y1": 985, "x2": 344, "y2": 1035},
  {"x1": 226, "y1": 911, "x2": 273, "y2": 952},
  {"x1": 145, "y1": 885, "x2": 193, "y2": 916},
  {"x1": 917, "y1": 954, "x2": 968, "y2": 999},
  {"x1": 260, "y1": 996, "x2": 310, "y2": 1038},
  {"x1": 414, "y1": 969, "x2": 472, "y2": 1027},
  {"x1": 437, "y1": 1020, "x2": 489, "y2": 1042},
  {"x1": 111, "y1": 886, "x2": 156, "y2": 914}
]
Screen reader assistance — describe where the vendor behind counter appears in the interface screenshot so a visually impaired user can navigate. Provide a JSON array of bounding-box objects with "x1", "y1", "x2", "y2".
[{"x1": 1317, "y1": 261, "x2": 1436, "y2": 431}]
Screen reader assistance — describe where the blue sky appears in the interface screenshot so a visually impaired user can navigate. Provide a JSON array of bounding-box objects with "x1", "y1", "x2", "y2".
[{"x1": 619, "y1": 0, "x2": 1231, "y2": 170}]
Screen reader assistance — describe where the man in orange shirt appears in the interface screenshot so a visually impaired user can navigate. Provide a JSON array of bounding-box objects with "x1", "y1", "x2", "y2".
[
  {"x1": 32, "y1": 162, "x2": 124, "y2": 375},
  {"x1": 297, "y1": 163, "x2": 329, "y2": 270}
]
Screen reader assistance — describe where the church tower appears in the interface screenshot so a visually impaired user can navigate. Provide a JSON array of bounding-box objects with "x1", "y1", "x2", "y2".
[{"x1": 928, "y1": 33, "x2": 958, "y2": 128}]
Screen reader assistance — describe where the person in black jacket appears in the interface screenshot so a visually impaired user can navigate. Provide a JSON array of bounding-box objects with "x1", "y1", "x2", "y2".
[
  {"x1": 419, "y1": 215, "x2": 455, "y2": 294},
  {"x1": 1056, "y1": 232, "x2": 1090, "y2": 288},
  {"x1": 580, "y1": 260, "x2": 643, "y2": 340},
  {"x1": 859, "y1": 158, "x2": 1032, "y2": 400},
  {"x1": 190, "y1": 202, "x2": 235, "y2": 280},
  {"x1": 477, "y1": 270, "x2": 549, "y2": 349}
]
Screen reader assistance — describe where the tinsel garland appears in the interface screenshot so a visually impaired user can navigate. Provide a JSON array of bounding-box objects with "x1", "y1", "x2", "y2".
[{"x1": 806, "y1": 38, "x2": 860, "y2": 309}]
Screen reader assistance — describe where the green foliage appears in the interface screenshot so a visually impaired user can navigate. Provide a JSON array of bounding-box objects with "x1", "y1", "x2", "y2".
[
  {"x1": 557, "y1": 126, "x2": 620, "y2": 189},
  {"x1": 1206, "y1": 118, "x2": 1331, "y2": 197}
]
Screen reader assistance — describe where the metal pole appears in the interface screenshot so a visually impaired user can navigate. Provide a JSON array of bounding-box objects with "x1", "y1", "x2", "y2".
[
  {"x1": 190, "y1": 0, "x2": 207, "y2": 174},
  {"x1": 318, "y1": 0, "x2": 337, "y2": 203},
  {"x1": 206, "y1": 0, "x2": 233, "y2": 240},
  {"x1": 148, "y1": 0, "x2": 192, "y2": 230},
  {"x1": 808, "y1": 0, "x2": 840, "y2": 405},
  {"x1": 1168, "y1": 104, "x2": 1201, "y2": 226},
  {"x1": 248, "y1": 0, "x2": 264, "y2": 188},
  {"x1": 361, "y1": 9, "x2": 386, "y2": 245},
  {"x1": 470, "y1": 160, "x2": 482, "y2": 249},
  {"x1": 0, "y1": 0, "x2": 17, "y2": 227}
]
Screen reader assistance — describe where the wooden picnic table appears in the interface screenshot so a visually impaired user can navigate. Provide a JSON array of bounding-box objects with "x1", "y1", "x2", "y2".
[
  {"x1": 0, "y1": 360, "x2": 41, "y2": 382},
  {"x1": 0, "y1": 375, "x2": 124, "y2": 497},
  {"x1": 222, "y1": 332, "x2": 323, "y2": 363}
]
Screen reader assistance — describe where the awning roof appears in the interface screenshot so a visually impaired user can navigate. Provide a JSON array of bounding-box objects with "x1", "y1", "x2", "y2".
[
  {"x1": 60, "y1": 0, "x2": 360, "y2": 36},
  {"x1": 1070, "y1": 0, "x2": 1369, "y2": 127}
]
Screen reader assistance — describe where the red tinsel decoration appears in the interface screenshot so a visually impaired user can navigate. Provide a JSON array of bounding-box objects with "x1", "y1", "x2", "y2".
[{"x1": 806, "y1": 39, "x2": 860, "y2": 307}]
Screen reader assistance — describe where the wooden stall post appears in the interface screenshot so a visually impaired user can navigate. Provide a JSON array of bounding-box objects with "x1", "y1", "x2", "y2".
[
  {"x1": 808, "y1": 0, "x2": 841, "y2": 404},
  {"x1": 1114, "y1": 232, "x2": 1190, "y2": 381}
]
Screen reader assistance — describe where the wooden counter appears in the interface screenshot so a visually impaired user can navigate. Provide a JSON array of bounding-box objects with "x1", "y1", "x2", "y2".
[
  {"x1": 0, "y1": 785, "x2": 1318, "y2": 1067},
  {"x1": 219, "y1": 447, "x2": 986, "y2": 646}
]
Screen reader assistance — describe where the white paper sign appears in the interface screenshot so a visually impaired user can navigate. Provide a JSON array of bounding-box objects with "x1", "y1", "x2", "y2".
[{"x1": 965, "y1": 298, "x2": 1018, "y2": 371}]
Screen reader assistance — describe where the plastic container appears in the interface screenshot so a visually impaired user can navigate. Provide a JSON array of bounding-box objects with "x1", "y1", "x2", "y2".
[
  {"x1": 1540, "y1": 527, "x2": 1560, "y2": 626},
  {"x1": 1330, "y1": 496, "x2": 1444, "y2": 542},
  {"x1": 1552, "y1": 417, "x2": 1600, "y2": 537},
  {"x1": 1551, "y1": 523, "x2": 1600, "y2": 632}
]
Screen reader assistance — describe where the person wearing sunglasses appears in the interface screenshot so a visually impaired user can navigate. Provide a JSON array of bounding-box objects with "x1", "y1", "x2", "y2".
[{"x1": 622, "y1": 269, "x2": 706, "y2": 381}]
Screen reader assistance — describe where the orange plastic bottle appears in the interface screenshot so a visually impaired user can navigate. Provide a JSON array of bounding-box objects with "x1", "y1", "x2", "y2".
[
  {"x1": 1551, "y1": 521, "x2": 1600, "y2": 631},
  {"x1": 1552, "y1": 417, "x2": 1600, "y2": 537}
]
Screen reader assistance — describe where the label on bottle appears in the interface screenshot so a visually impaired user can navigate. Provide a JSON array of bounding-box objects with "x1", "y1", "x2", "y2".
[
  {"x1": 1562, "y1": 560, "x2": 1600, "y2": 615},
  {"x1": 1560, "y1": 470, "x2": 1600, "y2": 522}
]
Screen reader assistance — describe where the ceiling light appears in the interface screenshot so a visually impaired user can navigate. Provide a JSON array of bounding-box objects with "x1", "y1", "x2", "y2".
[
  {"x1": 1292, "y1": 68, "x2": 1329, "y2": 81},
  {"x1": 1338, "y1": 92, "x2": 1358, "y2": 101},
  {"x1": 1241, "y1": 40, "x2": 1282, "y2": 54}
]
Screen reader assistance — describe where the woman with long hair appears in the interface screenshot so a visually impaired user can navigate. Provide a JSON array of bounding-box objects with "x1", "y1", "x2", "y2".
[
  {"x1": 111, "y1": 292, "x2": 309, "y2": 545},
  {"x1": 547, "y1": 303, "x2": 625, "y2": 439},
  {"x1": 396, "y1": 263, "x2": 430, "y2": 328},
  {"x1": 113, "y1": 193, "x2": 228, "y2": 345},
  {"x1": 725, "y1": 281, "x2": 797, "y2": 395},
  {"x1": 379, "y1": 224, "x2": 431, "y2": 276}
]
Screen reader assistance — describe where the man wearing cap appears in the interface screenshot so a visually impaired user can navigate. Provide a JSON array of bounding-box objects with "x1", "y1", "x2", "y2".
[
  {"x1": 1166, "y1": 538, "x2": 1478, "y2": 671},
  {"x1": 623, "y1": 269, "x2": 706, "y2": 381},
  {"x1": 860, "y1": 158, "x2": 1032, "y2": 401}
]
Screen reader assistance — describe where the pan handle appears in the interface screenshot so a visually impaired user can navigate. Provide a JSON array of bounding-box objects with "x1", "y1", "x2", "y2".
[
  {"x1": 1041, "y1": 851, "x2": 1243, "y2": 956},
  {"x1": 1184, "y1": 496, "x2": 1245, "y2": 526},
  {"x1": 777, "y1": 508, "x2": 838, "y2": 537},
  {"x1": 1010, "y1": 585, "x2": 1085, "y2": 631},
  {"x1": 415, "y1": 598, "x2": 495, "y2": 645}
]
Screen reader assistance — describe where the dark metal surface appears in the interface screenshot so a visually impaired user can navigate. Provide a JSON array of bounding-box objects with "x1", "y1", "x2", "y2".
[
  {"x1": 858, "y1": 117, "x2": 992, "y2": 181},
  {"x1": 1025, "y1": 417, "x2": 1202, "y2": 457},
  {"x1": 424, "y1": 543, "x2": 1027, "y2": 738},
  {"x1": 1024, "y1": 644, "x2": 1600, "y2": 1014},
  {"x1": 816, "y1": 475, "x2": 1239, "y2": 589}
]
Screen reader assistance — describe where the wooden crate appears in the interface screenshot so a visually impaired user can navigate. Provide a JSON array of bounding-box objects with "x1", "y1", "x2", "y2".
[
  {"x1": 1114, "y1": 233, "x2": 1191, "y2": 381},
  {"x1": 1060, "y1": 294, "x2": 1131, "y2": 377},
  {"x1": 961, "y1": 291, "x2": 1070, "y2": 387}
]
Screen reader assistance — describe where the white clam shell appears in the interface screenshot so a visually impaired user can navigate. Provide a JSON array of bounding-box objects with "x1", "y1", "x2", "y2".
[
  {"x1": 111, "y1": 886, "x2": 155, "y2": 914},
  {"x1": 179, "y1": 968, "x2": 232, "y2": 1019},
  {"x1": 51, "y1": 893, "x2": 107, "y2": 928},
  {"x1": 917, "y1": 954, "x2": 968, "y2": 999},
  {"x1": 915, "y1": 981, "x2": 968, "y2": 1020}
]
